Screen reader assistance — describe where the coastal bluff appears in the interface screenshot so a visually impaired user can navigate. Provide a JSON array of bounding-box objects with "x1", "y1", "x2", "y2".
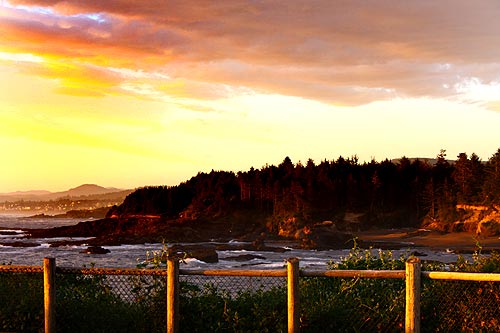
[{"x1": 20, "y1": 150, "x2": 500, "y2": 254}]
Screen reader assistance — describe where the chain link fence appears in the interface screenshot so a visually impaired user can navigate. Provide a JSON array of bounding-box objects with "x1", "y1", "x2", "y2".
[
  {"x1": 0, "y1": 267, "x2": 44, "y2": 332},
  {"x1": 298, "y1": 276, "x2": 406, "y2": 332},
  {"x1": 421, "y1": 279, "x2": 500, "y2": 332},
  {"x1": 1, "y1": 264, "x2": 500, "y2": 332},
  {"x1": 177, "y1": 273, "x2": 406, "y2": 332},
  {"x1": 54, "y1": 272, "x2": 167, "y2": 332},
  {"x1": 180, "y1": 274, "x2": 286, "y2": 296},
  {"x1": 179, "y1": 274, "x2": 288, "y2": 332}
]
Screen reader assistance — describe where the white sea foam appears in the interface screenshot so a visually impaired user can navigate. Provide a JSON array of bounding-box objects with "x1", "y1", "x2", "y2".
[
  {"x1": 182, "y1": 258, "x2": 206, "y2": 265},
  {"x1": 0, "y1": 229, "x2": 24, "y2": 233},
  {"x1": 255, "y1": 262, "x2": 287, "y2": 269},
  {"x1": 220, "y1": 249, "x2": 249, "y2": 254},
  {"x1": 228, "y1": 239, "x2": 249, "y2": 245}
]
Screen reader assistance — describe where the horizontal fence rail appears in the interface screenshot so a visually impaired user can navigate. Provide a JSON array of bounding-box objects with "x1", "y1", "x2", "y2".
[
  {"x1": 0, "y1": 265, "x2": 44, "y2": 273},
  {"x1": 423, "y1": 271, "x2": 500, "y2": 281},
  {"x1": 0, "y1": 265, "x2": 407, "y2": 278},
  {"x1": 300, "y1": 269, "x2": 406, "y2": 279},
  {"x1": 179, "y1": 268, "x2": 288, "y2": 277},
  {"x1": 57, "y1": 266, "x2": 170, "y2": 276},
  {"x1": 1, "y1": 258, "x2": 500, "y2": 333}
]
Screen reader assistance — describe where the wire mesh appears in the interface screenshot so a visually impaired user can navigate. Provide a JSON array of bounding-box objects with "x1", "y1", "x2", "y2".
[
  {"x1": 54, "y1": 272, "x2": 166, "y2": 333},
  {"x1": 2, "y1": 264, "x2": 500, "y2": 332},
  {"x1": 299, "y1": 276, "x2": 406, "y2": 332},
  {"x1": 180, "y1": 274, "x2": 286, "y2": 297},
  {"x1": 179, "y1": 274, "x2": 288, "y2": 332},
  {"x1": 422, "y1": 279, "x2": 500, "y2": 332},
  {"x1": 0, "y1": 270, "x2": 44, "y2": 332}
]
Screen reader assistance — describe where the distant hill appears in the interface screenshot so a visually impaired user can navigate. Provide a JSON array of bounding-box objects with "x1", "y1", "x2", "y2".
[
  {"x1": 0, "y1": 184, "x2": 131, "y2": 202},
  {"x1": 0, "y1": 190, "x2": 52, "y2": 201},
  {"x1": 50, "y1": 184, "x2": 124, "y2": 199}
]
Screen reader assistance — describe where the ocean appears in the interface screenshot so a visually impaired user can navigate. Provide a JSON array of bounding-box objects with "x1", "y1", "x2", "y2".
[{"x1": 0, "y1": 213, "x2": 463, "y2": 270}]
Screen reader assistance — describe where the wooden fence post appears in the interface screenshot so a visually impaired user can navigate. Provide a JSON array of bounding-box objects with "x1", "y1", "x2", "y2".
[
  {"x1": 287, "y1": 258, "x2": 300, "y2": 333},
  {"x1": 44, "y1": 257, "x2": 56, "y2": 333},
  {"x1": 167, "y1": 258, "x2": 179, "y2": 333},
  {"x1": 405, "y1": 257, "x2": 421, "y2": 333}
]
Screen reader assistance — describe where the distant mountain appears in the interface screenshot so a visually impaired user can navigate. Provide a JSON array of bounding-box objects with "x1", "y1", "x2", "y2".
[
  {"x1": 0, "y1": 190, "x2": 52, "y2": 202},
  {"x1": 0, "y1": 184, "x2": 130, "y2": 202},
  {"x1": 52, "y1": 184, "x2": 123, "y2": 198},
  {"x1": 2, "y1": 190, "x2": 52, "y2": 197}
]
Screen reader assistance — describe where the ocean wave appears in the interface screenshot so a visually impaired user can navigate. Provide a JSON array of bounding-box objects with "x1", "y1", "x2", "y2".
[
  {"x1": 228, "y1": 239, "x2": 250, "y2": 245},
  {"x1": 254, "y1": 262, "x2": 287, "y2": 269},
  {"x1": 219, "y1": 249, "x2": 250, "y2": 254},
  {"x1": 0, "y1": 229, "x2": 24, "y2": 233},
  {"x1": 107, "y1": 243, "x2": 164, "y2": 251}
]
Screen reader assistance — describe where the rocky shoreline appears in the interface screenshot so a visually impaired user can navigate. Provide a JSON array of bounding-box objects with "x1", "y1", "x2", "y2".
[
  {"x1": 4, "y1": 215, "x2": 500, "y2": 264},
  {"x1": 2, "y1": 214, "x2": 352, "y2": 263},
  {"x1": 20, "y1": 214, "x2": 355, "y2": 249}
]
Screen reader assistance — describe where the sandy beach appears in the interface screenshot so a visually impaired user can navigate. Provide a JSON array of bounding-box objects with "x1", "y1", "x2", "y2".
[{"x1": 355, "y1": 228, "x2": 500, "y2": 253}]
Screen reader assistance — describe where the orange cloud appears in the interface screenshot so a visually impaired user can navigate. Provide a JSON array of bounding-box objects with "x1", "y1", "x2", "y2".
[{"x1": 2, "y1": 0, "x2": 500, "y2": 106}]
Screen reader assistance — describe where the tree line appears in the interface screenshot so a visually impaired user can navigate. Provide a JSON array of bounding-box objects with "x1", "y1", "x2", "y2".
[{"x1": 109, "y1": 148, "x2": 500, "y2": 230}]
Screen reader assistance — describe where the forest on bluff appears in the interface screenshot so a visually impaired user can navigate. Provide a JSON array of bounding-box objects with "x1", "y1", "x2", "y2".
[{"x1": 109, "y1": 148, "x2": 500, "y2": 234}]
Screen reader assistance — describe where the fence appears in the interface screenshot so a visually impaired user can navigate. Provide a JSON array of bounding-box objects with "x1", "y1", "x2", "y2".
[{"x1": 1, "y1": 257, "x2": 500, "y2": 332}]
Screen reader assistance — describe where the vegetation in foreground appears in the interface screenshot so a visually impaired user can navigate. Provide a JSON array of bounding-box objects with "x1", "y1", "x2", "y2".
[{"x1": 1, "y1": 244, "x2": 500, "y2": 332}]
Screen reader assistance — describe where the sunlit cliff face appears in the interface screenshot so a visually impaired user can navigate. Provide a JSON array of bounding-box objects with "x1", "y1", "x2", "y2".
[{"x1": 1, "y1": 0, "x2": 500, "y2": 192}]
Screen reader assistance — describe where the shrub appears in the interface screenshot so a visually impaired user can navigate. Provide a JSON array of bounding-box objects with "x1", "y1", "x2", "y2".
[
  {"x1": 179, "y1": 281, "x2": 287, "y2": 332},
  {"x1": 0, "y1": 272, "x2": 44, "y2": 332},
  {"x1": 55, "y1": 273, "x2": 164, "y2": 333}
]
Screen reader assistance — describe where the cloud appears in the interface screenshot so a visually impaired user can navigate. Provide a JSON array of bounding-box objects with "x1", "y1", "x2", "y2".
[
  {"x1": 0, "y1": 5, "x2": 184, "y2": 63},
  {"x1": 2, "y1": 0, "x2": 500, "y2": 107}
]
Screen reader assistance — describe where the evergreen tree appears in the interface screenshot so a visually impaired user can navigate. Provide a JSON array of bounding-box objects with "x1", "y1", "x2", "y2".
[{"x1": 482, "y1": 148, "x2": 500, "y2": 204}]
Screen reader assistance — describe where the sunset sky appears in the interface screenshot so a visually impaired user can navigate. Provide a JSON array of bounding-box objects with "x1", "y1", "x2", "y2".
[{"x1": 1, "y1": 1, "x2": 500, "y2": 192}]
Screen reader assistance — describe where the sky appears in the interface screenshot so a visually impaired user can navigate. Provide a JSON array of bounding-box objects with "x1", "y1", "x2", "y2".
[{"x1": 1, "y1": 0, "x2": 500, "y2": 192}]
